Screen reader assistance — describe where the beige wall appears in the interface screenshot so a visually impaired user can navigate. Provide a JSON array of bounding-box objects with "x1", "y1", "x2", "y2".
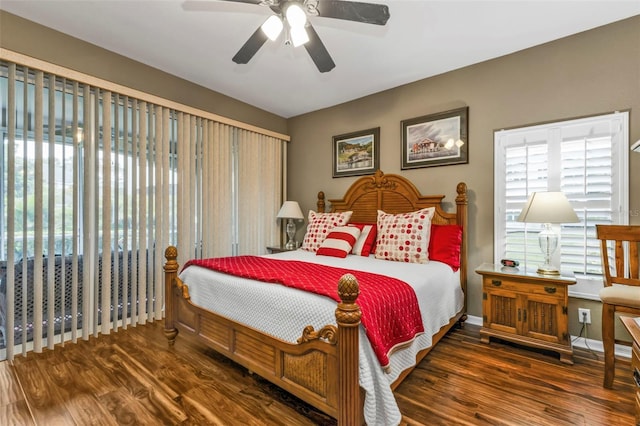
[
  {"x1": 287, "y1": 15, "x2": 640, "y2": 338},
  {"x1": 0, "y1": 11, "x2": 288, "y2": 134}
]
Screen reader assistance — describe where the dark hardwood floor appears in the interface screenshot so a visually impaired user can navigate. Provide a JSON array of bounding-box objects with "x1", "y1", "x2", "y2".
[{"x1": 0, "y1": 321, "x2": 634, "y2": 425}]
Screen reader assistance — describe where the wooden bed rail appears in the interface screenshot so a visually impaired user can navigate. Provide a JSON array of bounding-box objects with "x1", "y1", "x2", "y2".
[{"x1": 163, "y1": 246, "x2": 364, "y2": 425}]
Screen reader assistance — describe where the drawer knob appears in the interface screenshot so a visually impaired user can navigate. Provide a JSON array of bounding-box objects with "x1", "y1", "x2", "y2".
[
  {"x1": 491, "y1": 279, "x2": 502, "y2": 287},
  {"x1": 634, "y1": 368, "x2": 640, "y2": 387},
  {"x1": 544, "y1": 286, "x2": 557, "y2": 294}
]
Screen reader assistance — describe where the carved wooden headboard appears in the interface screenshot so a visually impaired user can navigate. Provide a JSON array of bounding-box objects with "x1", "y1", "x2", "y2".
[{"x1": 316, "y1": 169, "x2": 469, "y2": 308}]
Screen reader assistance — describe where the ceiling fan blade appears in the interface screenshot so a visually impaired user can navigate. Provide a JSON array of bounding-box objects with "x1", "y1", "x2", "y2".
[
  {"x1": 303, "y1": 24, "x2": 335, "y2": 73},
  {"x1": 232, "y1": 26, "x2": 269, "y2": 64},
  {"x1": 314, "y1": 0, "x2": 390, "y2": 25},
  {"x1": 182, "y1": 0, "x2": 263, "y2": 11}
]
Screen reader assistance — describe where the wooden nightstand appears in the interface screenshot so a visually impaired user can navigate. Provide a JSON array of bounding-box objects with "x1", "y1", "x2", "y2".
[
  {"x1": 475, "y1": 262, "x2": 576, "y2": 364},
  {"x1": 266, "y1": 245, "x2": 297, "y2": 254},
  {"x1": 621, "y1": 316, "x2": 640, "y2": 424}
]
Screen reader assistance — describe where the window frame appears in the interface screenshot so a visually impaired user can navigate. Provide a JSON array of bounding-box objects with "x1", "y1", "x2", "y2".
[{"x1": 494, "y1": 111, "x2": 629, "y2": 300}]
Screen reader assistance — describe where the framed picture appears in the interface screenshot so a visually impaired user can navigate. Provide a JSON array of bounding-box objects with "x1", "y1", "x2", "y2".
[
  {"x1": 332, "y1": 127, "x2": 380, "y2": 178},
  {"x1": 401, "y1": 107, "x2": 468, "y2": 169}
]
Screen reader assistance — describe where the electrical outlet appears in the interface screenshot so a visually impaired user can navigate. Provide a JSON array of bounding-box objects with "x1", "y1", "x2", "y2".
[{"x1": 578, "y1": 308, "x2": 591, "y2": 324}]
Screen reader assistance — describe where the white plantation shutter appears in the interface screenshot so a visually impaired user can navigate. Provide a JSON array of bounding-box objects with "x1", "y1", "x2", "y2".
[{"x1": 495, "y1": 111, "x2": 629, "y2": 298}]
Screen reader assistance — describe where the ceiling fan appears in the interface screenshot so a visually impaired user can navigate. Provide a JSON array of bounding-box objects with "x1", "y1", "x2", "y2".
[{"x1": 183, "y1": 0, "x2": 390, "y2": 73}]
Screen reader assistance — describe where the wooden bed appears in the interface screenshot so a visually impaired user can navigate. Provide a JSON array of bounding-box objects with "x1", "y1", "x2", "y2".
[{"x1": 163, "y1": 170, "x2": 468, "y2": 425}]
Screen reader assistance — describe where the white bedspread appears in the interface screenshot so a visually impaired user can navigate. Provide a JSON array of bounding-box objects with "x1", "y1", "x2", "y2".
[{"x1": 179, "y1": 250, "x2": 464, "y2": 426}]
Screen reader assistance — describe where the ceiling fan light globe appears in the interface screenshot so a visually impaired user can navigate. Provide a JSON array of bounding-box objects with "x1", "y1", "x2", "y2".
[
  {"x1": 261, "y1": 15, "x2": 283, "y2": 41},
  {"x1": 290, "y1": 26, "x2": 309, "y2": 47},
  {"x1": 286, "y1": 3, "x2": 307, "y2": 28}
]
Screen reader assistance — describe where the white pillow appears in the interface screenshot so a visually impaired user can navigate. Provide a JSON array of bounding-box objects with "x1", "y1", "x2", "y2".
[
  {"x1": 374, "y1": 207, "x2": 435, "y2": 263},
  {"x1": 301, "y1": 210, "x2": 353, "y2": 253}
]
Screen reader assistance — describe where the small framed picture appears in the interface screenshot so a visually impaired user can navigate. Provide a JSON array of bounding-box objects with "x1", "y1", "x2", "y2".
[
  {"x1": 401, "y1": 107, "x2": 468, "y2": 169},
  {"x1": 332, "y1": 127, "x2": 380, "y2": 178}
]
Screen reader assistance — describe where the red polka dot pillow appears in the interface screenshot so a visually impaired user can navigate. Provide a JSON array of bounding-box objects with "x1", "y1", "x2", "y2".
[
  {"x1": 301, "y1": 210, "x2": 353, "y2": 253},
  {"x1": 375, "y1": 207, "x2": 435, "y2": 263}
]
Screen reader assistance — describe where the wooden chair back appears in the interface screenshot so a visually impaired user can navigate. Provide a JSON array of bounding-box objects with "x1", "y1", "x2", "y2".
[{"x1": 596, "y1": 224, "x2": 640, "y2": 288}]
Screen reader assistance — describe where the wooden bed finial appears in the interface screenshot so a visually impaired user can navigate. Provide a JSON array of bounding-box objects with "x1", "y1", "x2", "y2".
[
  {"x1": 336, "y1": 274, "x2": 361, "y2": 327},
  {"x1": 456, "y1": 182, "x2": 468, "y2": 202},
  {"x1": 165, "y1": 246, "x2": 178, "y2": 263},
  {"x1": 317, "y1": 191, "x2": 326, "y2": 213}
]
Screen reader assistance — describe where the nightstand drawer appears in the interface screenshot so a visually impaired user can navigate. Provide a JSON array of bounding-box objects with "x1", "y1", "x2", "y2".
[{"x1": 483, "y1": 278, "x2": 565, "y2": 299}]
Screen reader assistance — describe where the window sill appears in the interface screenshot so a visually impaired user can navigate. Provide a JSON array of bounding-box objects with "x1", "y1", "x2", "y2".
[{"x1": 568, "y1": 279, "x2": 602, "y2": 301}]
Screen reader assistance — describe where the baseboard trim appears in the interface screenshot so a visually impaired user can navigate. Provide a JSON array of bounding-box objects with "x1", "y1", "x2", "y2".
[{"x1": 464, "y1": 314, "x2": 631, "y2": 359}]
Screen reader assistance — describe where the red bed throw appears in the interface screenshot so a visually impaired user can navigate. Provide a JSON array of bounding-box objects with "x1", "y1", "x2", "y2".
[{"x1": 183, "y1": 256, "x2": 424, "y2": 368}]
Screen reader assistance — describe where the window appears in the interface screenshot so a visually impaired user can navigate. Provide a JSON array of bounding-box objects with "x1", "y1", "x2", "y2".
[
  {"x1": 0, "y1": 57, "x2": 286, "y2": 360},
  {"x1": 494, "y1": 111, "x2": 629, "y2": 299}
]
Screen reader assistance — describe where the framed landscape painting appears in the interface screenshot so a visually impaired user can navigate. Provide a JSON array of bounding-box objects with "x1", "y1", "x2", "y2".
[
  {"x1": 401, "y1": 107, "x2": 469, "y2": 169},
  {"x1": 332, "y1": 127, "x2": 380, "y2": 178}
]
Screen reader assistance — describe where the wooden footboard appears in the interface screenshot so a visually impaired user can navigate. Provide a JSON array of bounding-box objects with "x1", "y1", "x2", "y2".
[{"x1": 163, "y1": 246, "x2": 363, "y2": 425}]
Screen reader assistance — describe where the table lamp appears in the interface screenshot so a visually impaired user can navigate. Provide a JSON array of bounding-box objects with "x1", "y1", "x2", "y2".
[
  {"x1": 517, "y1": 191, "x2": 579, "y2": 275},
  {"x1": 277, "y1": 201, "x2": 304, "y2": 249}
]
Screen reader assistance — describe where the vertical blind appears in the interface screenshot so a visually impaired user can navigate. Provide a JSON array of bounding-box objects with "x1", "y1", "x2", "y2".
[
  {"x1": 0, "y1": 54, "x2": 287, "y2": 360},
  {"x1": 494, "y1": 111, "x2": 629, "y2": 295}
]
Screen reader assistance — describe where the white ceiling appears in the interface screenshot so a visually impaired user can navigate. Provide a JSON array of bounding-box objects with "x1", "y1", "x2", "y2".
[{"x1": 2, "y1": 1, "x2": 639, "y2": 118}]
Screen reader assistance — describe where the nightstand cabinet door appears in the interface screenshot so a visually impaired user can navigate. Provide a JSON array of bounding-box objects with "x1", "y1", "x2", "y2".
[
  {"x1": 483, "y1": 288, "x2": 518, "y2": 335},
  {"x1": 522, "y1": 293, "x2": 567, "y2": 345}
]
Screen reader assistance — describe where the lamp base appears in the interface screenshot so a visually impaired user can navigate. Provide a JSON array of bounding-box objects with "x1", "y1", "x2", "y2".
[
  {"x1": 285, "y1": 239, "x2": 297, "y2": 250},
  {"x1": 537, "y1": 223, "x2": 560, "y2": 275},
  {"x1": 285, "y1": 219, "x2": 297, "y2": 250},
  {"x1": 537, "y1": 264, "x2": 560, "y2": 276}
]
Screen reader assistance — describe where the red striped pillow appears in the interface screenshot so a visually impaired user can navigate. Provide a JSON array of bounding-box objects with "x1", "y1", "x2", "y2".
[
  {"x1": 349, "y1": 223, "x2": 377, "y2": 256},
  {"x1": 316, "y1": 226, "x2": 362, "y2": 258}
]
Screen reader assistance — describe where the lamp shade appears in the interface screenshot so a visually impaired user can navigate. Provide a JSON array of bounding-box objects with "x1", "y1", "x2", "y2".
[
  {"x1": 277, "y1": 201, "x2": 304, "y2": 220},
  {"x1": 517, "y1": 192, "x2": 579, "y2": 224}
]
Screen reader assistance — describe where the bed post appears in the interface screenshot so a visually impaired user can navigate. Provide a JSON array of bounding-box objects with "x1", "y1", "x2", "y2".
[
  {"x1": 335, "y1": 273, "x2": 363, "y2": 425},
  {"x1": 455, "y1": 182, "x2": 469, "y2": 315},
  {"x1": 164, "y1": 246, "x2": 179, "y2": 345}
]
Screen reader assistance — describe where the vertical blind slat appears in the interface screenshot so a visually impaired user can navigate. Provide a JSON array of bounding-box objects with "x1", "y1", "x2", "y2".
[
  {"x1": 20, "y1": 65, "x2": 29, "y2": 357},
  {"x1": 6, "y1": 63, "x2": 16, "y2": 359},
  {"x1": 112, "y1": 93, "x2": 120, "y2": 332},
  {"x1": 101, "y1": 90, "x2": 112, "y2": 334},
  {"x1": 82, "y1": 84, "x2": 93, "y2": 342},
  {"x1": 59, "y1": 76, "x2": 67, "y2": 348},
  {"x1": 138, "y1": 101, "x2": 147, "y2": 325},
  {"x1": 130, "y1": 99, "x2": 139, "y2": 326},
  {"x1": 71, "y1": 80, "x2": 79, "y2": 343},
  {"x1": 33, "y1": 70, "x2": 44, "y2": 353},
  {"x1": 47, "y1": 73, "x2": 56, "y2": 349},
  {"x1": 122, "y1": 95, "x2": 129, "y2": 330}
]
